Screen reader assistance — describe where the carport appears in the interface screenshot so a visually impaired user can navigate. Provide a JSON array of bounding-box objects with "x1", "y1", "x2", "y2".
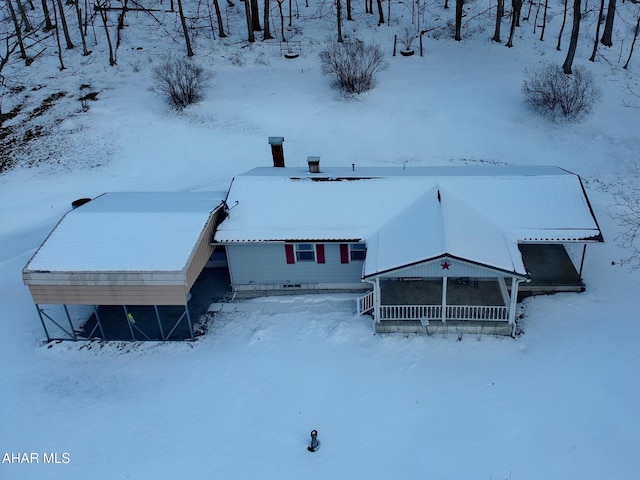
[{"x1": 22, "y1": 191, "x2": 226, "y2": 341}]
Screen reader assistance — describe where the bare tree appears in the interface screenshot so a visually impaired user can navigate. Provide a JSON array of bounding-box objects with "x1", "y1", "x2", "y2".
[
  {"x1": 562, "y1": 0, "x2": 581, "y2": 74},
  {"x1": 454, "y1": 0, "x2": 464, "y2": 40},
  {"x1": 493, "y1": 0, "x2": 504, "y2": 42},
  {"x1": 54, "y1": 0, "x2": 74, "y2": 49},
  {"x1": 74, "y1": 0, "x2": 90, "y2": 55},
  {"x1": 212, "y1": 0, "x2": 226, "y2": 37},
  {"x1": 16, "y1": 0, "x2": 33, "y2": 32},
  {"x1": 251, "y1": 0, "x2": 262, "y2": 30},
  {"x1": 600, "y1": 0, "x2": 615, "y2": 47},
  {"x1": 51, "y1": 0, "x2": 65, "y2": 69},
  {"x1": 336, "y1": 0, "x2": 343, "y2": 42},
  {"x1": 376, "y1": 0, "x2": 384, "y2": 25},
  {"x1": 611, "y1": 181, "x2": 640, "y2": 270},
  {"x1": 177, "y1": 0, "x2": 195, "y2": 55},
  {"x1": 539, "y1": 0, "x2": 549, "y2": 41},
  {"x1": 275, "y1": 0, "x2": 286, "y2": 41},
  {"x1": 263, "y1": 0, "x2": 273, "y2": 39},
  {"x1": 6, "y1": 0, "x2": 29, "y2": 61},
  {"x1": 506, "y1": 0, "x2": 523, "y2": 47},
  {"x1": 623, "y1": 11, "x2": 640, "y2": 69},
  {"x1": 557, "y1": 0, "x2": 568, "y2": 50},
  {"x1": 589, "y1": 0, "x2": 605, "y2": 61},
  {"x1": 346, "y1": 0, "x2": 352, "y2": 20},
  {"x1": 243, "y1": 0, "x2": 255, "y2": 42},
  {"x1": 97, "y1": 0, "x2": 116, "y2": 65},
  {"x1": 39, "y1": 0, "x2": 54, "y2": 30}
]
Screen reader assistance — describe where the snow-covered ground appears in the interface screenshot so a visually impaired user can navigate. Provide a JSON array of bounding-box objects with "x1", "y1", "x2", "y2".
[{"x1": 1, "y1": 2, "x2": 639, "y2": 478}]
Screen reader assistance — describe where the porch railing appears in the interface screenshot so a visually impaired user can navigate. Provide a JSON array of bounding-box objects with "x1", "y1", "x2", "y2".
[
  {"x1": 379, "y1": 305, "x2": 509, "y2": 322},
  {"x1": 357, "y1": 291, "x2": 375, "y2": 315}
]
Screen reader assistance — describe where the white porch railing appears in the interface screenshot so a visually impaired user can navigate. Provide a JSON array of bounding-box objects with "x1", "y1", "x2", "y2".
[
  {"x1": 378, "y1": 305, "x2": 509, "y2": 322},
  {"x1": 379, "y1": 305, "x2": 442, "y2": 321},
  {"x1": 357, "y1": 291, "x2": 375, "y2": 315}
]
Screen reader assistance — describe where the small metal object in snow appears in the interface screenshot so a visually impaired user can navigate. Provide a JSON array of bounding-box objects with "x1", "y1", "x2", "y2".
[{"x1": 307, "y1": 429, "x2": 320, "y2": 452}]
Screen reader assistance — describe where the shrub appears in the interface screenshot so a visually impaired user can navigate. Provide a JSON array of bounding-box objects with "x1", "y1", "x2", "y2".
[
  {"x1": 319, "y1": 40, "x2": 388, "y2": 94},
  {"x1": 522, "y1": 64, "x2": 602, "y2": 122},
  {"x1": 152, "y1": 57, "x2": 211, "y2": 110}
]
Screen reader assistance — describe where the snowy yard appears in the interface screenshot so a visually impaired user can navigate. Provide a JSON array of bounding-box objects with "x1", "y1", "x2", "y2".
[{"x1": 1, "y1": 0, "x2": 640, "y2": 478}]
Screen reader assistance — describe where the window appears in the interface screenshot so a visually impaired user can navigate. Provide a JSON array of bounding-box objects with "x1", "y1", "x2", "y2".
[
  {"x1": 350, "y1": 243, "x2": 366, "y2": 261},
  {"x1": 296, "y1": 243, "x2": 315, "y2": 262}
]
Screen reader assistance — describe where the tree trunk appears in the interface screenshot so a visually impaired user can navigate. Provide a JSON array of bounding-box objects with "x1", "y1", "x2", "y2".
[
  {"x1": 557, "y1": 0, "x2": 568, "y2": 50},
  {"x1": 600, "y1": 0, "x2": 615, "y2": 47},
  {"x1": 337, "y1": 0, "x2": 343, "y2": 42},
  {"x1": 7, "y1": 0, "x2": 28, "y2": 61},
  {"x1": 41, "y1": 0, "x2": 54, "y2": 30},
  {"x1": 623, "y1": 12, "x2": 639, "y2": 69},
  {"x1": 251, "y1": 0, "x2": 262, "y2": 30},
  {"x1": 276, "y1": 0, "x2": 286, "y2": 41},
  {"x1": 16, "y1": 0, "x2": 33, "y2": 32},
  {"x1": 346, "y1": 0, "x2": 352, "y2": 20},
  {"x1": 74, "y1": 0, "x2": 90, "y2": 55},
  {"x1": 376, "y1": 0, "x2": 384, "y2": 25},
  {"x1": 212, "y1": 0, "x2": 226, "y2": 37},
  {"x1": 562, "y1": 0, "x2": 581, "y2": 74},
  {"x1": 243, "y1": 0, "x2": 255, "y2": 42},
  {"x1": 539, "y1": 0, "x2": 549, "y2": 41},
  {"x1": 506, "y1": 0, "x2": 522, "y2": 47},
  {"x1": 51, "y1": 0, "x2": 64, "y2": 69},
  {"x1": 55, "y1": 0, "x2": 75, "y2": 49},
  {"x1": 454, "y1": 0, "x2": 463, "y2": 41},
  {"x1": 263, "y1": 0, "x2": 273, "y2": 39},
  {"x1": 177, "y1": 0, "x2": 195, "y2": 55},
  {"x1": 493, "y1": 0, "x2": 504, "y2": 42},
  {"x1": 98, "y1": 3, "x2": 116, "y2": 65},
  {"x1": 589, "y1": 0, "x2": 605, "y2": 61}
]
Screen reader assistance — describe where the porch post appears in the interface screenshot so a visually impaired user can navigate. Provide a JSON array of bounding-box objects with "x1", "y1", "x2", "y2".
[
  {"x1": 509, "y1": 276, "x2": 519, "y2": 324},
  {"x1": 374, "y1": 278, "x2": 381, "y2": 329},
  {"x1": 441, "y1": 277, "x2": 447, "y2": 323}
]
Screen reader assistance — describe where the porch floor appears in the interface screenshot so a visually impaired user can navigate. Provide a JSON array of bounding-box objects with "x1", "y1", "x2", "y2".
[
  {"x1": 380, "y1": 279, "x2": 505, "y2": 306},
  {"x1": 518, "y1": 244, "x2": 584, "y2": 296}
]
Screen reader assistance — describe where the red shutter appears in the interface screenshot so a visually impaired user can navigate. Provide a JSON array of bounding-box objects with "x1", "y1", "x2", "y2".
[
  {"x1": 340, "y1": 244, "x2": 349, "y2": 264},
  {"x1": 285, "y1": 244, "x2": 295, "y2": 264},
  {"x1": 316, "y1": 244, "x2": 325, "y2": 264}
]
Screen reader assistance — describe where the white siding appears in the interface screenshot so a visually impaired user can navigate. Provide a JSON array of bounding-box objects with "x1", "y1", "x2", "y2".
[
  {"x1": 376, "y1": 257, "x2": 520, "y2": 279},
  {"x1": 226, "y1": 243, "x2": 364, "y2": 289}
]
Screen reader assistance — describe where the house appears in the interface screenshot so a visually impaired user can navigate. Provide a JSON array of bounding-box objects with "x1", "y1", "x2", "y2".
[
  {"x1": 213, "y1": 148, "x2": 603, "y2": 336},
  {"x1": 22, "y1": 191, "x2": 226, "y2": 341}
]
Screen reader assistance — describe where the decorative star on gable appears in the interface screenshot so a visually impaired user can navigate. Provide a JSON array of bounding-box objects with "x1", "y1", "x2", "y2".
[{"x1": 441, "y1": 261, "x2": 451, "y2": 270}]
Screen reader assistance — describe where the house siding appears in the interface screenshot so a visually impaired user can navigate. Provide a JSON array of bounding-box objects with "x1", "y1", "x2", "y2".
[
  {"x1": 225, "y1": 243, "x2": 365, "y2": 290},
  {"x1": 27, "y1": 284, "x2": 188, "y2": 306}
]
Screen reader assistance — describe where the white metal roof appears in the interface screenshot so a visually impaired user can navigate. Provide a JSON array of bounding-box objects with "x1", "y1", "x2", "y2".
[
  {"x1": 214, "y1": 165, "x2": 602, "y2": 276},
  {"x1": 25, "y1": 191, "x2": 225, "y2": 273}
]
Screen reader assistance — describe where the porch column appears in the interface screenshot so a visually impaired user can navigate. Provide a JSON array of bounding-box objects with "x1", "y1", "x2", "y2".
[
  {"x1": 374, "y1": 278, "x2": 381, "y2": 325},
  {"x1": 441, "y1": 277, "x2": 447, "y2": 323},
  {"x1": 509, "y1": 276, "x2": 519, "y2": 324}
]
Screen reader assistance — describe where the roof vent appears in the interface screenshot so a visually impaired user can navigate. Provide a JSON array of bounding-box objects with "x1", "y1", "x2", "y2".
[
  {"x1": 268, "y1": 136, "x2": 285, "y2": 167},
  {"x1": 307, "y1": 156, "x2": 320, "y2": 174}
]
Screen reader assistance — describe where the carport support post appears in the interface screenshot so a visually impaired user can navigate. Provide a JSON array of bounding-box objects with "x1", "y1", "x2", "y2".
[
  {"x1": 185, "y1": 305, "x2": 194, "y2": 340},
  {"x1": 578, "y1": 244, "x2": 587, "y2": 281},
  {"x1": 35, "y1": 304, "x2": 51, "y2": 342},
  {"x1": 154, "y1": 305, "x2": 166, "y2": 341},
  {"x1": 63, "y1": 304, "x2": 78, "y2": 341},
  {"x1": 93, "y1": 305, "x2": 106, "y2": 338},
  {"x1": 123, "y1": 305, "x2": 136, "y2": 341}
]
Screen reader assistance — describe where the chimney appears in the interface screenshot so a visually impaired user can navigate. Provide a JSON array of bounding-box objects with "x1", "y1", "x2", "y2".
[
  {"x1": 307, "y1": 156, "x2": 320, "y2": 174},
  {"x1": 268, "y1": 136, "x2": 285, "y2": 167}
]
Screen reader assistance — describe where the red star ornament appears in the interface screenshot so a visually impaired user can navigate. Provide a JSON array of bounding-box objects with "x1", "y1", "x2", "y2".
[{"x1": 441, "y1": 261, "x2": 451, "y2": 270}]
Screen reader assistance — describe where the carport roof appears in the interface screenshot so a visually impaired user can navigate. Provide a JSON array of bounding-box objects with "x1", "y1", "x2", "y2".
[{"x1": 25, "y1": 191, "x2": 225, "y2": 273}]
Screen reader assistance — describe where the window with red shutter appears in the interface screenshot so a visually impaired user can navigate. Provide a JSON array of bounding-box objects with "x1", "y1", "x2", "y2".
[
  {"x1": 285, "y1": 244, "x2": 295, "y2": 264},
  {"x1": 340, "y1": 244, "x2": 349, "y2": 264},
  {"x1": 316, "y1": 244, "x2": 325, "y2": 264}
]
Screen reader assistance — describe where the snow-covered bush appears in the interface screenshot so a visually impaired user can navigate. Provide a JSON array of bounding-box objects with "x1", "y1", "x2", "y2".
[
  {"x1": 319, "y1": 40, "x2": 388, "y2": 94},
  {"x1": 522, "y1": 64, "x2": 601, "y2": 122},
  {"x1": 152, "y1": 57, "x2": 211, "y2": 110}
]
